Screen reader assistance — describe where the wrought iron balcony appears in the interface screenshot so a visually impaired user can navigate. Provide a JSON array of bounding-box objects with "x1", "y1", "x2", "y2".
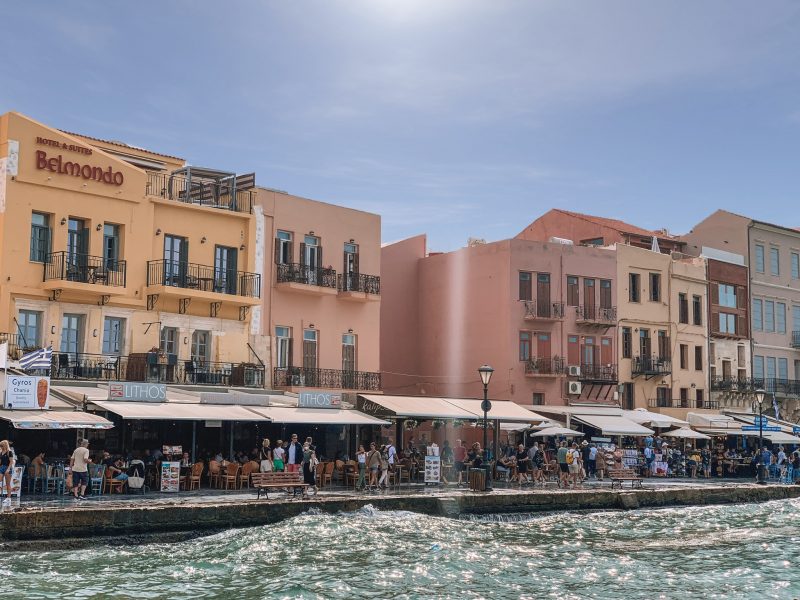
[
  {"x1": 276, "y1": 263, "x2": 337, "y2": 289},
  {"x1": 147, "y1": 260, "x2": 261, "y2": 298},
  {"x1": 792, "y1": 331, "x2": 800, "y2": 349},
  {"x1": 577, "y1": 363, "x2": 618, "y2": 383},
  {"x1": 273, "y1": 366, "x2": 381, "y2": 390},
  {"x1": 647, "y1": 398, "x2": 719, "y2": 410},
  {"x1": 337, "y1": 273, "x2": 381, "y2": 295},
  {"x1": 43, "y1": 252, "x2": 126, "y2": 287},
  {"x1": 145, "y1": 171, "x2": 253, "y2": 214},
  {"x1": 48, "y1": 352, "x2": 265, "y2": 387},
  {"x1": 524, "y1": 356, "x2": 565, "y2": 376},
  {"x1": 575, "y1": 305, "x2": 617, "y2": 325},
  {"x1": 523, "y1": 300, "x2": 565, "y2": 320},
  {"x1": 710, "y1": 377, "x2": 758, "y2": 392},
  {"x1": 717, "y1": 377, "x2": 800, "y2": 396},
  {"x1": 631, "y1": 355, "x2": 672, "y2": 379}
]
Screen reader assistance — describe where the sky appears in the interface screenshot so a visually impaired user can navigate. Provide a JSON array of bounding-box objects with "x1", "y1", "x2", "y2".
[{"x1": 3, "y1": 1, "x2": 800, "y2": 251}]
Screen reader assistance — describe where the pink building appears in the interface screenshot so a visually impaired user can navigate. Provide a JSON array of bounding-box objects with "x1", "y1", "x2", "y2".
[{"x1": 381, "y1": 236, "x2": 617, "y2": 407}]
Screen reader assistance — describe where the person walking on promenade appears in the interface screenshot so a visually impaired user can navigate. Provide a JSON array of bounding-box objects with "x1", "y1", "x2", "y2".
[
  {"x1": 515, "y1": 443, "x2": 530, "y2": 485},
  {"x1": 0, "y1": 440, "x2": 16, "y2": 505},
  {"x1": 581, "y1": 441, "x2": 591, "y2": 481},
  {"x1": 453, "y1": 439, "x2": 467, "y2": 486},
  {"x1": 529, "y1": 442, "x2": 545, "y2": 485},
  {"x1": 595, "y1": 446, "x2": 607, "y2": 481},
  {"x1": 366, "y1": 442, "x2": 381, "y2": 490},
  {"x1": 587, "y1": 443, "x2": 597, "y2": 479},
  {"x1": 260, "y1": 438, "x2": 273, "y2": 473},
  {"x1": 377, "y1": 444, "x2": 390, "y2": 489},
  {"x1": 356, "y1": 444, "x2": 367, "y2": 491},
  {"x1": 557, "y1": 441, "x2": 569, "y2": 488},
  {"x1": 568, "y1": 442, "x2": 582, "y2": 488},
  {"x1": 701, "y1": 447, "x2": 711, "y2": 478},
  {"x1": 286, "y1": 434, "x2": 303, "y2": 474},
  {"x1": 302, "y1": 442, "x2": 318, "y2": 493},
  {"x1": 273, "y1": 440, "x2": 285, "y2": 472},
  {"x1": 643, "y1": 445, "x2": 655, "y2": 478},
  {"x1": 69, "y1": 438, "x2": 91, "y2": 501}
]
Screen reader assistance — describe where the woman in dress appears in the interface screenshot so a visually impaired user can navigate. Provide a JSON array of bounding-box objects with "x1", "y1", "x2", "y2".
[
  {"x1": 595, "y1": 447, "x2": 607, "y2": 481},
  {"x1": 272, "y1": 439, "x2": 285, "y2": 472},
  {"x1": 260, "y1": 439, "x2": 273, "y2": 473}
]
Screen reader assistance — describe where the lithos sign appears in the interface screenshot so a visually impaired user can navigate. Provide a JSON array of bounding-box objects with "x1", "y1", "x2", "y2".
[{"x1": 34, "y1": 136, "x2": 124, "y2": 185}]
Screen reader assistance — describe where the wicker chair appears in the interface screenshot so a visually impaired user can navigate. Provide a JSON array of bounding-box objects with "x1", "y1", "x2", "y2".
[
  {"x1": 221, "y1": 462, "x2": 240, "y2": 490},
  {"x1": 208, "y1": 460, "x2": 221, "y2": 488},
  {"x1": 238, "y1": 461, "x2": 256, "y2": 489}
]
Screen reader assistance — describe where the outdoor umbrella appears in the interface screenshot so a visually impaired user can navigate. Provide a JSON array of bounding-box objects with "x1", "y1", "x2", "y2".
[
  {"x1": 661, "y1": 427, "x2": 711, "y2": 440},
  {"x1": 530, "y1": 426, "x2": 585, "y2": 437}
]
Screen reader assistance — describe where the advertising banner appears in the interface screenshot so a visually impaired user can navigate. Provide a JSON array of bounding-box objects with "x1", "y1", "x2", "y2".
[
  {"x1": 298, "y1": 390, "x2": 342, "y2": 409},
  {"x1": 424, "y1": 455, "x2": 441, "y2": 483},
  {"x1": 160, "y1": 461, "x2": 180, "y2": 493},
  {"x1": 108, "y1": 382, "x2": 166, "y2": 402},
  {"x1": 4, "y1": 375, "x2": 50, "y2": 409}
]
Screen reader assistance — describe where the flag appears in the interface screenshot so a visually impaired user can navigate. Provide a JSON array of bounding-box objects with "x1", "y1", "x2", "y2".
[
  {"x1": 650, "y1": 235, "x2": 661, "y2": 253},
  {"x1": 772, "y1": 394, "x2": 780, "y2": 420},
  {"x1": 19, "y1": 346, "x2": 53, "y2": 370},
  {"x1": 0, "y1": 342, "x2": 6, "y2": 370}
]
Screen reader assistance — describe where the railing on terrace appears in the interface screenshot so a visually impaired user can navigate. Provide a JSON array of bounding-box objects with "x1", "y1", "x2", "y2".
[
  {"x1": 273, "y1": 367, "x2": 381, "y2": 390},
  {"x1": 524, "y1": 356, "x2": 565, "y2": 376},
  {"x1": 337, "y1": 273, "x2": 381, "y2": 295},
  {"x1": 712, "y1": 377, "x2": 800, "y2": 396},
  {"x1": 575, "y1": 305, "x2": 617, "y2": 324},
  {"x1": 145, "y1": 171, "x2": 253, "y2": 214},
  {"x1": 523, "y1": 300, "x2": 565, "y2": 320},
  {"x1": 577, "y1": 363, "x2": 618, "y2": 383},
  {"x1": 47, "y1": 352, "x2": 264, "y2": 387},
  {"x1": 631, "y1": 355, "x2": 672, "y2": 378},
  {"x1": 147, "y1": 260, "x2": 260, "y2": 298},
  {"x1": 44, "y1": 252, "x2": 126, "y2": 287},
  {"x1": 792, "y1": 331, "x2": 800, "y2": 349},
  {"x1": 647, "y1": 398, "x2": 720, "y2": 410},
  {"x1": 0, "y1": 332, "x2": 32, "y2": 360},
  {"x1": 276, "y1": 263, "x2": 337, "y2": 289}
]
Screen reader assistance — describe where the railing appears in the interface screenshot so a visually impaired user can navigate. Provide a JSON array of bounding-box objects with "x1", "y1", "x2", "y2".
[
  {"x1": 0, "y1": 333, "x2": 33, "y2": 360},
  {"x1": 712, "y1": 377, "x2": 800, "y2": 396},
  {"x1": 792, "y1": 331, "x2": 800, "y2": 349},
  {"x1": 575, "y1": 305, "x2": 617, "y2": 324},
  {"x1": 524, "y1": 356, "x2": 565, "y2": 376},
  {"x1": 145, "y1": 171, "x2": 253, "y2": 214},
  {"x1": 48, "y1": 352, "x2": 265, "y2": 387},
  {"x1": 523, "y1": 300, "x2": 565, "y2": 319},
  {"x1": 43, "y1": 252, "x2": 126, "y2": 287},
  {"x1": 631, "y1": 355, "x2": 672, "y2": 377},
  {"x1": 711, "y1": 377, "x2": 758, "y2": 392},
  {"x1": 147, "y1": 260, "x2": 261, "y2": 298},
  {"x1": 647, "y1": 398, "x2": 720, "y2": 410},
  {"x1": 276, "y1": 263, "x2": 337, "y2": 289},
  {"x1": 577, "y1": 363, "x2": 618, "y2": 382},
  {"x1": 272, "y1": 367, "x2": 381, "y2": 390},
  {"x1": 337, "y1": 273, "x2": 381, "y2": 295}
]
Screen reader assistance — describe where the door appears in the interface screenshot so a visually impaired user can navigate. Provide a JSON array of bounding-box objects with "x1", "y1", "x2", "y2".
[
  {"x1": 639, "y1": 329, "x2": 651, "y2": 357},
  {"x1": 600, "y1": 279, "x2": 612, "y2": 309},
  {"x1": 567, "y1": 335, "x2": 580, "y2": 366},
  {"x1": 103, "y1": 224, "x2": 120, "y2": 271},
  {"x1": 214, "y1": 245, "x2": 238, "y2": 294},
  {"x1": 536, "y1": 333, "x2": 552, "y2": 372},
  {"x1": 191, "y1": 330, "x2": 211, "y2": 363},
  {"x1": 303, "y1": 329, "x2": 318, "y2": 385},
  {"x1": 657, "y1": 330, "x2": 669, "y2": 359},
  {"x1": 722, "y1": 360, "x2": 732, "y2": 380},
  {"x1": 581, "y1": 336, "x2": 596, "y2": 377},
  {"x1": 343, "y1": 243, "x2": 359, "y2": 291},
  {"x1": 583, "y1": 278, "x2": 595, "y2": 319},
  {"x1": 302, "y1": 236, "x2": 320, "y2": 285},
  {"x1": 66, "y1": 218, "x2": 88, "y2": 281},
  {"x1": 163, "y1": 235, "x2": 188, "y2": 286},
  {"x1": 60, "y1": 314, "x2": 84, "y2": 355},
  {"x1": 342, "y1": 333, "x2": 356, "y2": 388},
  {"x1": 536, "y1": 273, "x2": 551, "y2": 317},
  {"x1": 160, "y1": 327, "x2": 178, "y2": 357}
]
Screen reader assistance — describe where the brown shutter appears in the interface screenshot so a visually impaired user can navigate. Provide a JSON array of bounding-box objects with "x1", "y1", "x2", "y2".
[
  {"x1": 343, "y1": 251, "x2": 348, "y2": 274},
  {"x1": 299, "y1": 243, "x2": 306, "y2": 266},
  {"x1": 567, "y1": 336, "x2": 580, "y2": 365},
  {"x1": 710, "y1": 309, "x2": 720, "y2": 334},
  {"x1": 710, "y1": 282, "x2": 719, "y2": 305},
  {"x1": 353, "y1": 252, "x2": 359, "y2": 274},
  {"x1": 737, "y1": 314, "x2": 747, "y2": 337},
  {"x1": 287, "y1": 240, "x2": 293, "y2": 264},
  {"x1": 274, "y1": 238, "x2": 281, "y2": 264},
  {"x1": 287, "y1": 337, "x2": 294, "y2": 367},
  {"x1": 736, "y1": 285, "x2": 746, "y2": 309},
  {"x1": 317, "y1": 246, "x2": 323, "y2": 268}
]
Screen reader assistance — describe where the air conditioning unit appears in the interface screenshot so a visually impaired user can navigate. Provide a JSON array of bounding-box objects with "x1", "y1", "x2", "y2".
[
  {"x1": 567, "y1": 381, "x2": 582, "y2": 395},
  {"x1": 568, "y1": 365, "x2": 581, "y2": 377},
  {"x1": 613, "y1": 391, "x2": 620, "y2": 401}
]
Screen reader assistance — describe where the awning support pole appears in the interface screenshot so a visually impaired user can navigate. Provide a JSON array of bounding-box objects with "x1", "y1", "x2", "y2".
[
  {"x1": 229, "y1": 421, "x2": 234, "y2": 461},
  {"x1": 191, "y1": 421, "x2": 197, "y2": 463},
  {"x1": 493, "y1": 419, "x2": 499, "y2": 464}
]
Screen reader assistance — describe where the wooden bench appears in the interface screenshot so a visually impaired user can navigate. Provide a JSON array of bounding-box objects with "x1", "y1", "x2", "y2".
[
  {"x1": 251, "y1": 471, "x2": 309, "y2": 499},
  {"x1": 608, "y1": 468, "x2": 643, "y2": 489}
]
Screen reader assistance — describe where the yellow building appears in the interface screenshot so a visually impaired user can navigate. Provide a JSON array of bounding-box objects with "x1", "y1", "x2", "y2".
[{"x1": 0, "y1": 112, "x2": 263, "y2": 386}]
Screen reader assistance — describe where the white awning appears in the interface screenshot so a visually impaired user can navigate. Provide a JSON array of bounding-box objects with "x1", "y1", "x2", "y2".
[
  {"x1": 624, "y1": 409, "x2": 688, "y2": 428},
  {"x1": 248, "y1": 406, "x2": 390, "y2": 425},
  {"x1": 572, "y1": 415, "x2": 654, "y2": 436},
  {"x1": 92, "y1": 402, "x2": 270, "y2": 421},
  {"x1": 443, "y1": 398, "x2": 548, "y2": 422},
  {"x1": 661, "y1": 427, "x2": 711, "y2": 440},
  {"x1": 0, "y1": 410, "x2": 114, "y2": 430},
  {"x1": 358, "y1": 395, "x2": 476, "y2": 419},
  {"x1": 764, "y1": 430, "x2": 800, "y2": 444}
]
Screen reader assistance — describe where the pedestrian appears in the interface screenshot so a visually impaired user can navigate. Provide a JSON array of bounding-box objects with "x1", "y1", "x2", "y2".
[
  {"x1": 531, "y1": 443, "x2": 546, "y2": 485},
  {"x1": 286, "y1": 434, "x2": 303, "y2": 473},
  {"x1": 69, "y1": 438, "x2": 91, "y2": 500},
  {"x1": 302, "y1": 442, "x2": 317, "y2": 493},
  {"x1": 595, "y1": 446, "x2": 607, "y2": 481},
  {"x1": 378, "y1": 444, "x2": 390, "y2": 489},
  {"x1": 0, "y1": 440, "x2": 16, "y2": 505},
  {"x1": 356, "y1": 444, "x2": 367, "y2": 491},
  {"x1": 453, "y1": 439, "x2": 467, "y2": 486},
  {"x1": 587, "y1": 443, "x2": 597, "y2": 478},
  {"x1": 557, "y1": 441, "x2": 569, "y2": 488},
  {"x1": 701, "y1": 447, "x2": 711, "y2": 478},
  {"x1": 260, "y1": 438, "x2": 273, "y2": 473},
  {"x1": 515, "y1": 443, "x2": 530, "y2": 485},
  {"x1": 568, "y1": 442, "x2": 582, "y2": 488},
  {"x1": 367, "y1": 442, "x2": 381, "y2": 489},
  {"x1": 644, "y1": 445, "x2": 655, "y2": 477},
  {"x1": 272, "y1": 439, "x2": 286, "y2": 472}
]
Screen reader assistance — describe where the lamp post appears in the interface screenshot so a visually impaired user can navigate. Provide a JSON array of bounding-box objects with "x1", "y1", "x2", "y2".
[
  {"x1": 755, "y1": 388, "x2": 766, "y2": 485},
  {"x1": 478, "y1": 364, "x2": 494, "y2": 491}
]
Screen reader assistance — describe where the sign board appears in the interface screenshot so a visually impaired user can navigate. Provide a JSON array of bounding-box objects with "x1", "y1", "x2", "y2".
[
  {"x1": 424, "y1": 455, "x2": 441, "y2": 483},
  {"x1": 793, "y1": 426, "x2": 800, "y2": 435},
  {"x1": 108, "y1": 382, "x2": 166, "y2": 402},
  {"x1": 4, "y1": 375, "x2": 50, "y2": 409},
  {"x1": 205, "y1": 420, "x2": 222, "y2": 428},
  {"x1": 162, "y1": 446, "x2": 182, "y2": 456},
  {"x1": 298, "y1": 390, "x2": 342, "y2": 409},
  {"x1": 753, "y1": 416, "x2": 768, "y2": 426},
  {"x1": 160, "y1": 461, "x2": 180, "y2": 493},
  {"x1": 591, "y1": 436, "x2": 612, "y2": 443},
  {"x1": 741, "y1": 425, "x2": 782, "y2": 432}
]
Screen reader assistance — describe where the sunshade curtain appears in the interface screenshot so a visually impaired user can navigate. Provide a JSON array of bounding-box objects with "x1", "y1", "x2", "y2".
[{"x1": 92, "y1": 402, "x2": 271, "y2": 421}]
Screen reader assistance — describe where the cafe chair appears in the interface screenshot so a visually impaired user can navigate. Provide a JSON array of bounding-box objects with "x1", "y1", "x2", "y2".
[
  {"x1": 222, "y1": 462, "x2": 240, "y2": 490},
  {"x1": 186, "y1": 462, "x2": 204, "y2": 491},
  {"x1": 89, "y1": 464, "x2": 105, "y2": 496},
  {"x1": 208, "y1": 460, "x2": 221, "y2": 488},
  {"x1": 318, "y1": 462, "x2": 334, "y2": 488},
  {"x1": 238, "y1": 461, "x2": 256, "y2": 489},
  {"x1": 104, "y1": 467, "x2": 125, "y2": 494},
  {"x1": 45, "y1": 464, "x2": 66, "y2": 495}
]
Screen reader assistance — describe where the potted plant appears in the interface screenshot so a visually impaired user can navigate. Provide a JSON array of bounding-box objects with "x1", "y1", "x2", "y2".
[
  {"x1": 404, "y1": 419, "x2": 419, "y2": 430},
  {"x1": 432, "y1": 419, "x2": 445, "y2": 430},
  {"x1": 452, "y1": 419, "x2": 465, "y2": 428}
]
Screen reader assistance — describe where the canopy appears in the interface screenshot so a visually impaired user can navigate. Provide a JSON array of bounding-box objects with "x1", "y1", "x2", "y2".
[
  {"x1": 764, "y1": 430, "x2": 800, "y2": 444},
  {"x1": 530, "y1": 426, "x2": 585, "y2": 437},
  {"x1": 0, "y1": 410, "x2": 114, "y2": 430},
  {"x1": 443, "y1": 398, "x2": 547, "y2": 422},
  {"x1": 572, "y1": 415, "x2": 654, "y2": 436},
  {"x1": 661, "y1": 427, "x2": 711, "y2": 440},
  {"x1": 624, "y1": 409, "x2": 688, "y2": 428},
  {"x1": 358, "y1": 395, "x2": 478, "y2": 420},
  {"x1": 92, "y1": 402, "x2": 270, "y2": 422},
  {"x1": 247, "y1": 406, "x2": 389, "y2": 425}
]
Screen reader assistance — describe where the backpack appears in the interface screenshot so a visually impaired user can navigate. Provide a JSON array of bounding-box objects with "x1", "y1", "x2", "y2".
[{"x1": 566, "y1": 451, "x2": 574, "y2": 465}]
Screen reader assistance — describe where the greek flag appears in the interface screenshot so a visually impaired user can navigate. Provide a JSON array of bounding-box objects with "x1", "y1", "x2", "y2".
[{"x1": 19, "y1": 346, "x2": 53, "y2": 370}]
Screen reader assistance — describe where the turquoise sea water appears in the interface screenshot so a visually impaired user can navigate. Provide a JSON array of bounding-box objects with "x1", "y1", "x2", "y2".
[{"x1": 1, "y1": 499, "x2": 798, "y2": 599}]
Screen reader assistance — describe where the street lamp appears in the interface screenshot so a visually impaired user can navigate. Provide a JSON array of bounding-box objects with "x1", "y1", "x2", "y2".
[
  {"x1": 478, "y1": 364, "x2": 494, "y2": 491},
  {"x1": 755, "y1": 388, "x2": 766, "y2": 485}
]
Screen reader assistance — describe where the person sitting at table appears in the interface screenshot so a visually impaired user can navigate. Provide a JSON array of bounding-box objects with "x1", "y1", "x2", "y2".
[
  {"x1": 723, "y1": 448, "x2": 736, "y2": 475},
  {"x1": 497, "y1": 452, "x2": 514, "y2": 482},
  {"x1": 107, "y1": 458, "x2": 128, "y2": 482},
  {"x1": 30, "y1": 451, "x2": 46, "y2": 478},
  {"x1": 687, "y1": 449, "x2": 700, "y2": 478}
]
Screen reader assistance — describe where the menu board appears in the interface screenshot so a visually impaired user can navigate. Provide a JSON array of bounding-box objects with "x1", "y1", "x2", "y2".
[
  {"x1": 160, "y1": 461, "x2": 181, "y2": 492},
  {"x1": 424, "y1": 455, "x2": 441, "y2": 483}
]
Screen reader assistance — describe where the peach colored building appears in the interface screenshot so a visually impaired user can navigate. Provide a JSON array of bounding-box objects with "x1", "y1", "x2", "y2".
[{"x1": 381, "y1": 236, "x2": 618, "y2": 407}]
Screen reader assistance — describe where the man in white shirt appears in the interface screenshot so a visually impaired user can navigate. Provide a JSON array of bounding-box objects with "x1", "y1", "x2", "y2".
[
  {"x1": 70, "y1": 439, "x2": 91, "y2": 500},
  {"x1": 387, "y1": 438, "x2": 398, "y2": 465}
]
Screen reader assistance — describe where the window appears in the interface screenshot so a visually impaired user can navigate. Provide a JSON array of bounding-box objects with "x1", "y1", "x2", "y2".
[
  {"x1": 719, "y1": 313, "x2": 736, "y2": 334},
  {"x1": 696, "y1": 389, "x2": 704, "y2": 408},
  {"x1": 275, "y1": 327, "x2": 292, "y2": 368},
  {"x1": 191, "y1": 330, "x2": 211, "y2": 363},
  {"x1": 694, "y1": 346, "x2": 703, "y2": 371},
  {"x1": 103, "y1": 224, "x2": 121, "y2": 269},
  {"x1": 163, "y1": 235, "x2": 188, "y2": 286},
  {"x1": 778, "y1": 357, "x2": 788, "y2": 381},
  {"x1": 275, "y1": 230, "x2": 293, "y2": 265},
  {"x1": 692, "y1": 295, "x2": 702, "y2": 326},
  {"x1": 566, "y1": 276, "x2": 579, "y2": 306},
  {"x1": 302, "y1": 329, "x2": 318, "y2": 370},
  {"x1": 794, "y1": 305, "x2": 800, "y2": 334},
  {"x1": 639, "y1": 328, "x2": 651, "y2": 357},
  {"x1": 658, "y1": 330, "x2": 669, "y2": 359},
  {"x1": 680, "y1": 344, "x2": 688, "y2": 369},
  {"x1": 621, "y1": 327, "x2": 632, "y2": 359},
  {"x1": 755, "y1": 244, "x2": 765, "y2": 273},
  {"x1": 767, "y1": 356, "x2": 777, "y2": 380},
  {"x1": 343, "y1": 243, "x2": 359, "y2": 289},
  {"x1": 60, "y1": 314, "x2": 85, "y2": 354},
  {"x1": 718, "y1": 284, "x2": 736, "y2": 308},
  {"x1": 753, "y1": 299, "x2": 763, "y2": 331},
  {"x1": 519, "y1": 331, "x2": 531, "y2": 362},
  {"x1": 30, "y1": 213, "x2": 51, "y2": 263},
  {"x1": 753, "y1": 355, "x2": 764, "y2": 380},
  {"x1": 160, "y1": 326, "x2": 178, "y2": 356},
  {"x1": 214, "y1": 245, "x2": 238, "y2": 294},
  {"x1": 776, "y1": 302, "x2": 786, "y2": 334},
  {"x1": 629, "y1": 273, "x2": 640, "y2": 303},
  {"x1": 656, "y1": 387, "x2": 670, "y2": 407},
  {"x1": 770, "y1": 247, "x2": 780, "y2": 276},
  {"x1": 102, "y1": 317, "x2": 125, "y2": 355},
  {"x1": 342, "y1": 334, "x2": 356, "y2": 372},
  {"x1": 678, "y1": 293, "x2": 688, "y2": 324},
  {"x1": 581, "y1": 237, "x2": 604, "y2": 246},
  {"x1": 792, "y1": 252, "x2": 800, "y2": 280},
  {"x1": 622, "y1": 383, "x2": 634, "y2": 410},
  {"x1": 532, "y1": 393, "x2": 544, "y2": 406},
  {"x1": 17, "y1": 310, "x2": 42, "y2": 350},
  {"x1": 764, "y1": 300, "x2": 775, "y2": 332},
  {"x1": 519, "y1": 272, "x2": 532, "y2": 301},
  {"x1": 737, "y1": 345, "x2": 745, "y2": 365},
  {"x1": 600, "y1": 279, "x2": 612, "y2": 308},
  {"x1": 649, "y1": 273, "x2": 661, "y2": 302}
]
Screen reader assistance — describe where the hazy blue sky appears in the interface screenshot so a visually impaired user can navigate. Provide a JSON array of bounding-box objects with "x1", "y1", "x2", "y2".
[{"x1": 4, "y1": 2, "x2": 800, "y2": 251}]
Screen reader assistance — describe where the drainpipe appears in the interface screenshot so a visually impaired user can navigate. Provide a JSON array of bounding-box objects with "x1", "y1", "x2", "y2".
[{"x1": 747, "y1": 221, "x2": 755, "y2": 406}]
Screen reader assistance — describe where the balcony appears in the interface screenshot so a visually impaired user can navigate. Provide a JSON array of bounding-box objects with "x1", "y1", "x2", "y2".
[
  {"x1": 146, "y1": 260, "x2": 261, "y2": 306},
  {"x1": 43, "y1": 252, "x2": 127, "y2": 297},
  {"x1": 48, "y1": 352, "x2": 265, "y2": 387},
  {"x1": 792, "y1": 331, "x2": 800, "y2": 349},
  {"x1": 524, "y1": 356, "x2": 565, "y2": 377},
  {"x1": 631, "y1": 355, "x2": 672, "y2": 379},
  {"x1": 273, "y1": 367, "x2": 381, "y2": 391},
  {"x1": 145, "y1": 171, "x2": 254, "y2": 214},
  {"x1": 0, "y1": 333, "x2": 35, "y2": 360},
  {"x1": 523, "y1": 300, "x2": 565, "y2": 321},
  {"x1": 647, "y1": 398, "x2": 720, "y2": 410},
  {"x1": 576, "y1": 363, "x2": 618, "y2": 383},
  {"x1": 337, "y1": 273, "x2": 381, "y2": 302},
  {"x1": 575, "y1": 305, "x2": 617, "y2": 327},
  {"x1": 276, "y1": 263, "x2": 338, "y2": 296},
  {"x1": 713, "y1": 377, "x2": 800, "y2": 397}
]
